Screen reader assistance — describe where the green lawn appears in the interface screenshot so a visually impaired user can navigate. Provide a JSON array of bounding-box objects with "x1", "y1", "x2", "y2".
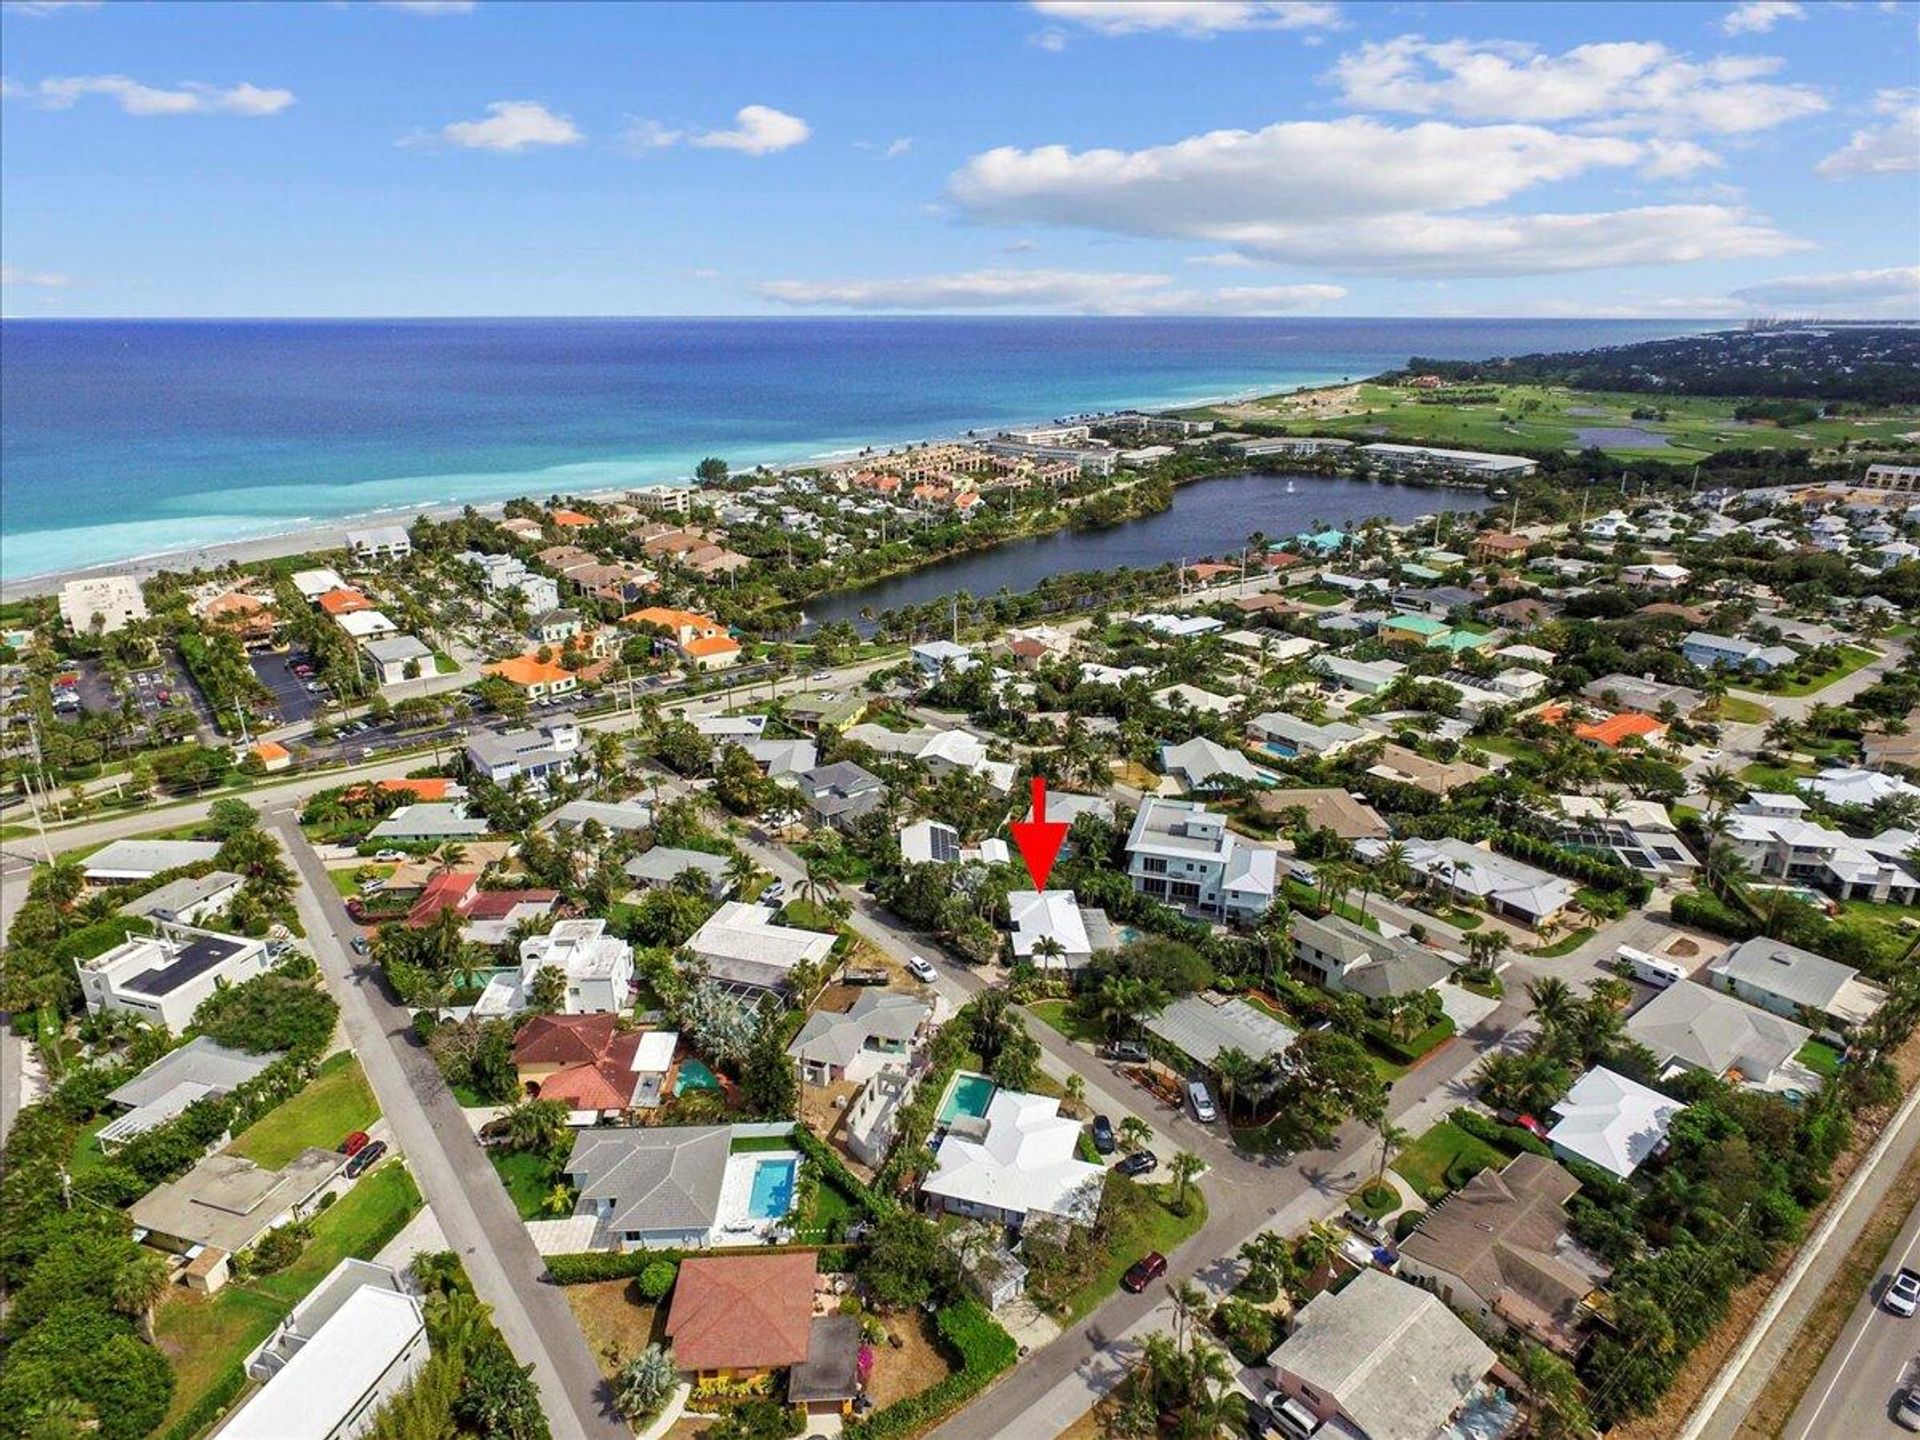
[
  {"x1": 1739, "y1": 759, "x2": 1815, "y2": 792},
  {"x1": 1706, "y1": 695, "x2": 1771, "y2": 724},
  {"x1": 1351, "y1": 1179, "x2": 1399, "y2": 1219},
  {"x1": 1393, "y1": 1120, "x2": 1503, "y2": 1203},
  {"x1": 1026, "y1": 999, "x2": 1104, "y2": 1046},
  {"x1": 1058, "y1": 1178, "x2": 1209, "y2": 1324},
  {"x1": 490, "y1": 1147, "x2": 563, "y2": 1220},
  {"x1": 69, "y1": 1114, "x2": 113, "y2": 1180},
  {"x1": 731, "y1": 1132, "x2": 799, "y2": 1153},
  {"x1": 1798, "y1": 1039, "x2": 1845, "y2": 1080},
  {"x1": 327, "y1": 863, "x2": 395, "y2": 898},
  {"x1": 1527, "y1": 928, "x2": 1597, "y2": 959},
  {"x1": 1762, "y1": 645, "x2": 1880, "y2": 698},
  {"x1": 778, "y1": 898, "x2": 841, "y2": 933},
  {"x1": 1290, "y1": 587, "x2": 1347, "y2": 606},
  {"x1": 227, "y1": 1053, "x2": 380, "y2": 1170},
  {"x1": 152, "y1": 1163, "x2": 421, "y2": 1434}
]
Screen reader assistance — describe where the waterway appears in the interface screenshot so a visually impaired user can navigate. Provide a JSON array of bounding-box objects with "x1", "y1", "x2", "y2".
[{"x1": 803, "y1": 471, "x2": 1487, "y2": 628}]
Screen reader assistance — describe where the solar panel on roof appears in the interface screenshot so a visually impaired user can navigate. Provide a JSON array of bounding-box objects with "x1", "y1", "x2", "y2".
[{"x1": 122, "y1": 935, "x2": 247, "y2": 997}]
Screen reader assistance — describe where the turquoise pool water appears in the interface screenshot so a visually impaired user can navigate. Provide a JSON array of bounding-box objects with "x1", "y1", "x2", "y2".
[
  {"x1": 748, "y1": 1158, "x2": 797, "y2": 1219},
  {"x1": 675, "y1": 1059, "x2": 721, "y2": 1095},
  {"x1": 938, "y1": 1072, "x2": 996, "y2": 1126}
]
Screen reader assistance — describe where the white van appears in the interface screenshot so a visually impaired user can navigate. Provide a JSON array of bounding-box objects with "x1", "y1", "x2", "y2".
[
  {"x1": 1187, "y1": 1080, "x2": 1218, "y2": 1124},
  {"x1": 1620, "y1": 945, "x2": 1687, "y2": 990}
]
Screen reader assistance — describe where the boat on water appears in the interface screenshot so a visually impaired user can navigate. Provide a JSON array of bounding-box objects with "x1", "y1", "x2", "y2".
[{"x1": 1285, "y1": 480, "x2": 1297, "y2": 494}]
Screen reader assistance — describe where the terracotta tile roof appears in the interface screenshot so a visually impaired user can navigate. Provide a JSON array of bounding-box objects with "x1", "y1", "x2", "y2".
[
  {"x1": 550, "y1": 509, "x2": 594, "y2": 527},
  {"x1": 405, "y1": 871, "x2": 480, "y2": 927},
  {"x1": 251, "y1": 741, "x2": 291, "y2": 762},
  {"x1": 622, "y1": 606, "x2": 722, "y2": 635},
  {"x1": 1576, "y1": 711, "x2": 1664, "y2": 747},
  {"x1": 487, "y1": 654, "x2": 573, "y2": 688},
  {"x1": 683, "y1": 635, "x2": 740, "y2": 658},
  {"x1": 532, "y1": 1033, "x2": 644, "y2": 1111},
  {"x1": 667, "y1": 1253, "x2": 817, "y2": 1372},
  {"x1": 317, "y1": 588, "x2": 374, "y2": 615},
  {"x1": 382, "y1": 777, "x2": 451, "y2": 800},
  {"x1": 513, "y1": 1012, "x2": 621, "y2": 1067},
  {"x1": 467, "y1": 887, "x2": 559, "y2": 921}
]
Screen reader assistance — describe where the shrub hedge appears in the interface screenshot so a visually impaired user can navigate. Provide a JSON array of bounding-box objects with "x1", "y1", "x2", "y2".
[
  {"x1": 545, "y1": 1242, "x2": 861, "y2": 1285},
  {"x1": 843, "y1": 1302, "x2": 1017, "y2": 1440},
  {"x1": 791, "y1": 1124, "x2": 894, "y2": 1219},
  {"x1": 1450, "y1": 1107, "x2": 1553, "y2": 1159}
]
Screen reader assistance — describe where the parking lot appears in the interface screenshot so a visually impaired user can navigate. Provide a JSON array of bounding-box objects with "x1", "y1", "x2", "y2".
[{"x1": 252, "y1": 651, "x2": 329, "y2": 726}]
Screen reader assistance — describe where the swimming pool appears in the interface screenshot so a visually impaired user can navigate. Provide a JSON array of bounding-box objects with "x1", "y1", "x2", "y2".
[
  {"x1": 674, "y1": 1059, "x2": 721, "y2": 1096},
  {"x1": 747, "y1": 1158, "x2": 797, "y2": 1220},
  {"x1": 938, "y1": 1071, "x2": 996, "y2": 1126}
]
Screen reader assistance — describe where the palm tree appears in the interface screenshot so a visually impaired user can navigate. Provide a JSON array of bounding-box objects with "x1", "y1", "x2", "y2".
[
  {"x1": 1167, "y1": 1279, "x2": 1208, "y2": 1354},
  {"x1": 1295, "y1": 1219, "x2": 1340, "y2": 1278},
  {"x1": 1169, "y1": 1150, "x2": 1204, "y2": 1216},
  {"x1": 112, "y1": 1249, "x2": 170, "y2": 1343},
  {"x1": 1030, "y1": 934, "x2": 1067, "y2": 973},
  {"x1": 1181, "y1": 1342, "x2": 1251, "y2": 1438},
  {"x1": 796, "y1": 857, "x2": 830, "y2": 907},
  {"x1": 1119, "y1": 1115, "x2": 1153, "y2": 1153},
  {"x1": 1238, "y1": 1231, "x2": 1295, "y2": 1302},
  {"x1": 1526, "y1": 976, "x2": 1578, "y2": 1033},
  {"x1": 1211, "y1": 1047, "x2": 1257, "y2": 1124},
  {"x1": 433, "y1": 841, "x2": 469, "y2": 877},
  {"x1": 1373, "y1": 1117, "x2": 1410, "y2": 1182}
]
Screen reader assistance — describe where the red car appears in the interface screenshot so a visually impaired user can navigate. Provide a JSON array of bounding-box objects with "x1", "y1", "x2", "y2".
[
  {"x1": 1122, "y1": 1252, "x2": 1168, "y2": 1293},
  {"x1": 339, "y1": 1130, "x2": 371, "y2": 1157}
]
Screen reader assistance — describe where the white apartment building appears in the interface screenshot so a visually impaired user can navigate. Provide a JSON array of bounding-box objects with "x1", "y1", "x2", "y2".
[
  {"x1": 1125, "y1": 796, "x2": 1276, "y2": 922},
  {"x1": 58, "y1": 574, "x2": 149, "y2": 634},
  {"x1": 79, "y1": 924, "x2": 273, "y2": 1032}
]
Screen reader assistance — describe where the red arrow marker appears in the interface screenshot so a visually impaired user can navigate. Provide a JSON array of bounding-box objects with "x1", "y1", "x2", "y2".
[{"x1": 1010, "y1": 776, "x2": 1069, "y2": 892}]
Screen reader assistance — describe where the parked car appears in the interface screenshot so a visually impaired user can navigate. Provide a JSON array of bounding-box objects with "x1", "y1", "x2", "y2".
[
  {"x1": 1121, "y1": 1252, "x2": 1167, "y2": 1293},
  {"x1": 338, "y1": 1130, "x2": 371, "y2": 1156},
  {"x1": 374, "y1": 849, "x2": 406, "y2": 861},
  {"x1": 345, "y1": 1140, "x2": 387, "y2": 1178},
  {"x1": 1116, "y1": 1151, "x2": 1157, "y2": 1178},
  {"x1": 1900, "y1": 1386, "x2": 1920, "y2": 1434},
  {"x1": 350, "y1": 937, "x2": 371, "y2": 956},
  {"x1": 1187, "y1": 1080, "x2": 1218, "y2": 1124},
  {"x1": 477, "y1": 1117, "x2": 514, "y2": 1148},
  {"x1": 760, "y1": 881, "x2": 787, "y2": 906},
  {"x1": 811, "y1": 670, "x2": 833, "y2": 682},
  {"x1": 1107, "y1": 1041, "x2": 1150, "y2": 1065},
  {"x1": 1887, "y1": 1268, "x2": 1920, "y2": 1317},
  {"x1": 906, "y1": 955, "x2": 938, "y2": 984},
  {"x1": 1091, "y1": 1115, "x2": 1115, "y2": 1155}
]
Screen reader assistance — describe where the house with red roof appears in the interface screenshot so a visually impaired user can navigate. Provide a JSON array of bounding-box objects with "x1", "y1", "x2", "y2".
[{"x1": 666, "y1": 1252, "x2": 817, "y2": 1380}]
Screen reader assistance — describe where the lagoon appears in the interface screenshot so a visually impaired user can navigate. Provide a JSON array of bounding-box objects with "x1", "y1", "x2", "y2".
[{"x1": 805, "y1": 472, "x2": 1487, "y2": 627}]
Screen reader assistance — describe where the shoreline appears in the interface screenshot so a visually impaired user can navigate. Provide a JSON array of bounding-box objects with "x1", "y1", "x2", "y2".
[{"x1": 0, "y1": 373, "x2": 1340, "y2": 603}]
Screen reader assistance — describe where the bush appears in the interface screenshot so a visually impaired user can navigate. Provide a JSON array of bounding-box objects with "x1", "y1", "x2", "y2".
[
  {"x1": 1393, "y1": 1209, "x2": 1424, "y2": 1242},
  {"x1": 636, "y1": 1260, "x2": 678, "y2": 1301},
  {"x1": 1451, "y1": 1107, "x2": 1553, "y2": 1158},
  {"x1": 1367, "y1": 1014, "x2": 1456, "y2": 1065},
  {"x1": 791, "y1": 1124, "x2": 892, "y2": 1219},
  {"x1": 844, "y1": 1302, "x2": 1017, "y2": 1440},
  {"x1": 246, "y1": 1221, "x2": 310, "y2": 1276},
  {"x1": 546, "y1": 1243, "x2": 860, "y2": 1286},
  {"x1": 153, "y1": 1362, "x2": 248, "y2": 1440}
]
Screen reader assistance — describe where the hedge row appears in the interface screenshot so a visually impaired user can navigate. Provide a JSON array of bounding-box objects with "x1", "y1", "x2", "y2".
[
  {"x1": 843, "y1": 1302, "x2": 1017, "y2": 1440},
  {"x1": 1367, "y1": 1014, "x2": 1456, "y2": 1066},
  {"x1": 791, "y1": 1124, "x2": 895, "y2": 1220},
  {"x1": 1669, "y1": 890, "x2": 1759, "y2": 941},
  {"x1": 153, "y1": 1361, "x2": 248, "y2": 1440},
  {"x1": 545, "y1": 1242, "x2": 861, "y2": 1286},
  {"x1": 1450, "y1": 1106, "x2": 1553, "y2": 1159}
]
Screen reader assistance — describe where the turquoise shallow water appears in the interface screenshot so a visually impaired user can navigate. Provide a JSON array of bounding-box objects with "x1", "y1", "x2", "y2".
[{"x1": 0, "y1": 316, "x2": 1706, "y2": 578}]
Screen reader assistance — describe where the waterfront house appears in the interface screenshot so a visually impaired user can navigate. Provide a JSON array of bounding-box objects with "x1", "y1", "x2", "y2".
[{"x1": 346, "y1": 525, "x2": 412, "y2": 562}]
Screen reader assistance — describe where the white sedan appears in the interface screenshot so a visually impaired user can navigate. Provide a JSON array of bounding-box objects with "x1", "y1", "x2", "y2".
[{"x1": 906, "y1": 955, "x2": 938, "y2": 984}]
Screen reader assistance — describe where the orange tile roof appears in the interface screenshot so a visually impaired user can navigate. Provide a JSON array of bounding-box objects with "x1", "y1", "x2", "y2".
[
  {"x1": 251, "y1": 741, "x2": 291, "y2": 762},
  {"x1": 667, "y1": 1253, "x2": 816, "y2": 1372},
  {"x1": 317, "y1": 588, "x2": 373, "y2": 615},
  {"x1": 622, "y1": 605, "x2": 722, "y2": 634},
  {"x1": 487, "y1": 654, "x2": 574, "y2": 688},
  {"x1": 682, "y1": 634, "x2": 740, "y2": 658},
  {"x1": 550, "y1": 509, "x2": 594, "y2": 527},
  {"x1": 380, "y1": 777, "x2": 452, "y2": 800},
  {"x1": 1576, "y1": 711, "x2": 1664, "y2": 747}
]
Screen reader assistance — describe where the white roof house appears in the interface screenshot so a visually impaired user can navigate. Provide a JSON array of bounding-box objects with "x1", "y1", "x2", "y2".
[
  {"x1": 1546, "y1": 1067, "x2": 1685, "y2": 1180},
  {"x1": 922, "y1": 1089, "x2": 1106, "y2": 1228},
  {"x1": 1266, "y1": 1268, "x2": 1496, "y2": 1440},
  {"x1": 84, "y1": 838, "x2": 223, "y2": 884},
  {"x1": 684, "y1": 901, "x2": 836, "y2": 998},
  {"x1": 1132, "y1": 611, "x2": 1225, "y2": 638},
  {"x1": 290, "y1": 567, "x2": 349, "y2": 601},
  {"x1": 334, "y1": 608, "x2": 399, "y2": 640},
  {"x1": 1008, "y1": 890, "x2": 1093, "y2": 969},
  {"x1": 1359, "y1": 836, "x2": 1577, "y2": 928},
  {"x1": 1146, "y1": 994, "x2": 1295, "y2": 1068},
  {"x1": 1800, "y1": 766, "x2": 1920, "y2": 810},
  {"x1": 1625, "y1": 982, "x2": 1813, "y2": 1092},
  {"x1": 1160, "y1": 736, "x2": 1265, "y2": 788},
  {"x1": 226, "y1": 1260, "x2": 426, "y2": 1440}
]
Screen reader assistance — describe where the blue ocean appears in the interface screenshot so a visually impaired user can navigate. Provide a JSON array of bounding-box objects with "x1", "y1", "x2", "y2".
[{"x1": 0, "y1": 317, "x2": 1707, "y2": 579}]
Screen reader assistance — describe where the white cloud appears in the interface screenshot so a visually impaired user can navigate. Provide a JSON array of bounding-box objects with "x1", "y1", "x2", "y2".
[
  {"x1": 1029, "y1": 2, "x2": 1340, "y2": 37},
  {"x1": 856, "y1": 136, "x2": 913, "y2": 159},
  {"x1": 1641, "y1": 138, "x2": 1723, "y2": 179},
  {"x1": 1186, "y1": 251, "x2": 1257, "y2": 267},
  {"x1": 440, "y1": 100, "x2": 581, "y2": 152},
  {"x1": 620, "y1": 118, "x2": 684, "y2": 152},
  {"x1": 1816, "y1": 88, "x2": 1920, "y2": 177},
  {"x1": 1730, "y1": 265, "x2": 1920, "y2": 314},
  {"x1": 755, "y1": 266, "x2": 1346, "y2": 314},
  {"x1": 378, "y1": 1, "x2": 477, "y2": 12},
  {"x1": 947, "y1": 116, "x2": 1804, "y2": 276},
  {"x1": 1328, "y1": 37, "x2": 1825, "y2": 136},
  {"x1": 6, "y1": 74, "x2": 294, "y2": 116},
  {"x1": 690, "y1": 104, "x2": 810, "y2": 155},
  {"x1": 0, "y1": 263, "x2": 70, "y2": 287},
  {"x1": 2, "y1": 1, "x2": 101, "y2": 14},
  {"x1": 1723, "y1": 2, "x2": 1804, "y2": 36}
]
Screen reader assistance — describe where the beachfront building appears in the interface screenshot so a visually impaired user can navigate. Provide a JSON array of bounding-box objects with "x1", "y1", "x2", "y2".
[
  {"x1": 58, "y1": 574, "x2": 149, "y2": 634},
  {"x1": 1125, "y1": 796, "x2": 1276, "y2": 923},
  {"x1": 77, "y1": 924, "x2": 272, "y2": 1033},
  {"x1": 346, "y1": 525, "x2": 412, "y2": 562}
]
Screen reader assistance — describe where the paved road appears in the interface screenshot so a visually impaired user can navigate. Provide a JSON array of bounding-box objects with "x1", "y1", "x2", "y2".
[
  {"x1": 1784, "y1": 1188, "x2": 1920, "y2": 1440},
  {"x1": 269, "y1": 810, "x2": 623, "y2": 1440}
]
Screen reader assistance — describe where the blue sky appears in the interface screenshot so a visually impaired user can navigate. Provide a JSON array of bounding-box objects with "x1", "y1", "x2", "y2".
[{"x1": 2, "y1": 0, "x2": 1916, "y2": 318}]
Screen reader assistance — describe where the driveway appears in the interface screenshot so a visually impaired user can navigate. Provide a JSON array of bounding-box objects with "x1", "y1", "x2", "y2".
[{"x1": 270, "y1": 811, "x2": 625, "y2": 1440}]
